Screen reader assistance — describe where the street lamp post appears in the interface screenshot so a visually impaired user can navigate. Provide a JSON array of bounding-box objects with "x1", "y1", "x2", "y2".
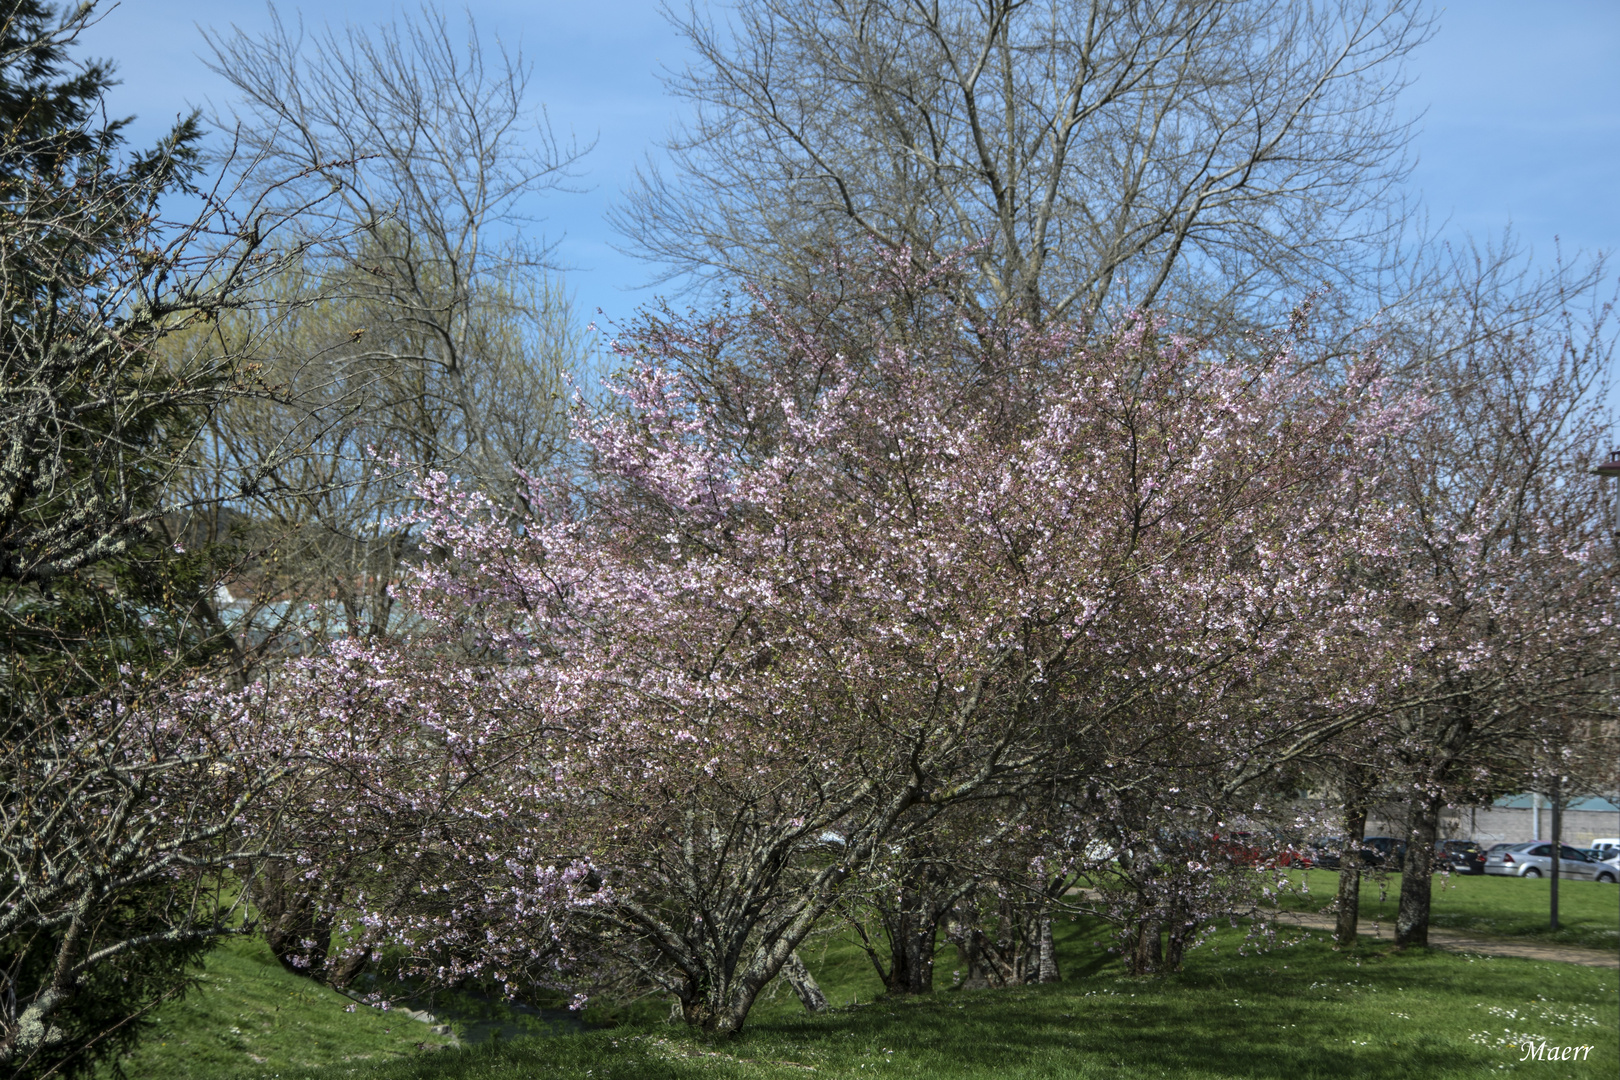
[
  {"x1": 1586, "y1": 450, "x2": 1620, "y2": 934},
  {"x1": 1594, "y1": 450, "x2": 1620, "y2": 532}
]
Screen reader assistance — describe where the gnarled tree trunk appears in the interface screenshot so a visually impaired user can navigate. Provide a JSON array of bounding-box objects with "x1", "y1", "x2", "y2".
[
  {"x1": 254, "y1": 864, "x2": 333, "y2": 976},
  {"x1": 1395, "y1": 792, "x2": 1442, "y2": 947},
  {"x1": 781, "y1": 951, "x2": 828, "y2": 1012},
  {"x1": 1128, "y1": 919, "x2": 1163, "y2": 976}
]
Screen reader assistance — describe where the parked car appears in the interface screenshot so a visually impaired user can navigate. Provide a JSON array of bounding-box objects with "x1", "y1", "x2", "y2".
[
  {"x1": 1590, "y1": 838, "x2": 1620, "y2": 861},
  {"x1": 1595, "y1": 853, "x2": 1619, "y2": 885},
  {"x1": 1307, "y1": 837, "x2": 1395, "y2": 871},
  {"x1": 1436, "y1": 839, "x2": 1485, "y2": 875},
  {"x1": 1273, "y1": 840, "x2": 1316, "y2": 868},
  {"x1": 1210, "y1": 831, "x2": 1263, "y2": 865},
  {"x1": 1483, "y1": 843, "x2": 1600, "y2": 879},
  {"x1": 1210, "y1": 831, "x2": 1304, "y2": 868},
  {"x1": 1306, "y1": 837, "x2": 1344, "y2": 870},
  {"x1": 1361, "y1": 836, "x2": 1408, "y2": 869}
]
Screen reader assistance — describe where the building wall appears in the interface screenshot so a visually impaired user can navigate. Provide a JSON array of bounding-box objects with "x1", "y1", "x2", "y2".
[{"x1": 1366, "y1": 799, "x2": 1620, "y2": 847}]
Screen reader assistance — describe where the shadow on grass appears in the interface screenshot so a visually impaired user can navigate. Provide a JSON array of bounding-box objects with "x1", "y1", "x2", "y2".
[
  {"x1": 741, "y1": 957, "x2": 1484, "y2": 1079},
  {"x1": 297, "y1": 927, "x2": 1613, "y2": 1080}
]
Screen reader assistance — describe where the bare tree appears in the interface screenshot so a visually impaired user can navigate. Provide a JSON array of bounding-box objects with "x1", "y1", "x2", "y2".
[
  {"x1": 189, "y1": 4, "x2": 590, "y2": 661},
  {"x1": 616, "y1": 0, "x2": 1430, "y2": 323},
  {"x1": 1376, "y1": 244, "x2": 1617, "y2": 948}
]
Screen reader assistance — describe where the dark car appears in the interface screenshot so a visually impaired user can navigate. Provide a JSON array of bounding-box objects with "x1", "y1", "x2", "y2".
[
  {"x1": 1437, "y1": 839, "x2": 1485, "y2": 875},
  {"x1": 1306, "y1": 837, "x2": 1388, "y2": 871},
  {"x1": 1361, "y1": 836, "x2": 1408, "y2": 869},
  {"x1": 1306, "y1": 837, "x2": 1344, "y2": 870}
]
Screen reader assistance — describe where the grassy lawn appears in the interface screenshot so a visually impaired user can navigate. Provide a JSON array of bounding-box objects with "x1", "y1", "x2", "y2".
[
  {"x1": 1278, "y1": 870, "x2": 1620, "y2": 952},
  {"x1": 109, "y1": 917, "x2": 1617, "y2": 1080},
  {"x1": 104, "y1": 936, "x2": 456, "y2": 1078}
]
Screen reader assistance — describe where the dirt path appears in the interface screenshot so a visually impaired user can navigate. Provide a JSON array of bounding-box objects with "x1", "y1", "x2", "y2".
[{"x1": 1276, "y1": 911, "x2": 1619, "y2": 968}]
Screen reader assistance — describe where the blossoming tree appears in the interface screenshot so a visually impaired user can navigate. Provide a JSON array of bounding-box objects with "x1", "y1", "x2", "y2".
[{"x1": 246, "y1": 258, "x2": 1415, "y2": 1032}]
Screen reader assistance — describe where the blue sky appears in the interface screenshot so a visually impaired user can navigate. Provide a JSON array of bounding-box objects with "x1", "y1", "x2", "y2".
[{"x1": 81, "y1": 0, "x2": 1620, "y2": 331}]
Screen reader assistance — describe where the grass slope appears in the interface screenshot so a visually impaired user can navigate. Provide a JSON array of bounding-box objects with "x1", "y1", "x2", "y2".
[
  {"x1": 1279, "y1": 871, "x2": 1620, "y2": 951},
  {"x1": 114, "y1": 916, "x2": 1617, "y2": 1080},
  {"x1": 107, "y1": 937, "x2": 455, "y2": 1078}
]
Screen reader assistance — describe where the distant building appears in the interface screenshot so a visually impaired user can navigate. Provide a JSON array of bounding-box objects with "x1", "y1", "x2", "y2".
[
  {"x1": 1368, "y1": 794, "x2": 1620, "y2": 847},
  {"x1": 1459, "y1": 794, "x2": 1620, "y2": 847}
]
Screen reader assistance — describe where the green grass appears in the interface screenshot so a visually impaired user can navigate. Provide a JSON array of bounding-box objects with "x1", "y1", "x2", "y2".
[
  {"x1": 1277, "y1": 870, "x2": 1620, "y2": 951},
  {"x1": 112, "y1": 917, "x2": 1617, "y2": 1080},
  {"x1": 104, "y1": 936, "x2": 455, "y2": 1078}
]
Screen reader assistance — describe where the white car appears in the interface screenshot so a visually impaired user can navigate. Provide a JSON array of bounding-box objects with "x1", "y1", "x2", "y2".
[{"x1": 1483, "y1": 843, "x2": 1601, "y2": 880}]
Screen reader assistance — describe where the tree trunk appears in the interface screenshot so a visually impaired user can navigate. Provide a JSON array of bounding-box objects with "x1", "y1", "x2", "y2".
[
  {"x1": 859, "y1": 854, "x2": 956, "y2": 994},
  {"x1": 670, "y1": 916, "x2": 833, "y2": 1033},
  {"x1": 780, "y1": 951, "x2": 828, "y2": 1012},
  {"x1": 255, "y1": 866, "x2": 332, "y2": 976},
  {"x1": 899, "y1": 919, "x2": 937, "y2": 993},
  {"x1": 880, "y1": 889, "x2": 939, "y2": 994},
  {"x1": 1395, "y1": 793, "x2": 1442, "y2": 947},
  {"x1": 947, "y1": 905, "x2": 993, "y2": 990},
  {"x1": 680, "y1": 983, "x2": 760, "y2": 1034},
  {"x1": 326, "y1": 950, "x2": 369, "y2": 989},
  {"x1": 1549, "y1": 781, "x2": 1562, "y2": 932},
  {"x1": 1036, "y1": 913, "x2": 1061, "y2": 983},
  {"x1": 1335, "y1": 800, "x2": 1368, "y2": 948},
  {"x1": 1128, "y1": 919, "x2": 1162, "y2": 976},
  {"x1": 1164, "y1": 920, "x2": 1189, "y2": 972},
  {"x1": 947, "y1": 890, "x2": 1056, "y2": 988},
  {"x1": 855, "y1": 893, "x2": 939, "y2": 994}
]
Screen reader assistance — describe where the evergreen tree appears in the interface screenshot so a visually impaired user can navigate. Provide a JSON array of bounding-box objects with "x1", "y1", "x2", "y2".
[{"x1": 1, "y1": 4, "x2": 229, "y2": 1074}]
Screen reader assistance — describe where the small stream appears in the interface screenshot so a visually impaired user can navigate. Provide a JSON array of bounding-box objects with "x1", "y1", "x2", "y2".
[
  {"x1": 354, "y1": 975, "x2": 598, "y2": 1044},
  {"x1": 407, "y1": 994, "x2": 592, "y2": 1044}
]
